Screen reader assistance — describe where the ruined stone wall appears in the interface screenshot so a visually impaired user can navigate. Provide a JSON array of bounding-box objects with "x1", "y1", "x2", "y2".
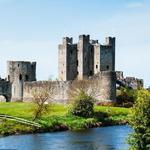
[
  {"x1": 23, "y1": 81, "x2": 70, "y2": 103},
  {"x1": 0, "y1": 79, "x2": 11, "y2": 102},
  {"x1": 23, "y1": 71, "x2": 116, "y2": 103},
  {"x1": 116, "y1": 71, "x2": 144, "y2": 89},
  {"x1": 7, "y1": 61, "x2": 36, "y2": 101}
]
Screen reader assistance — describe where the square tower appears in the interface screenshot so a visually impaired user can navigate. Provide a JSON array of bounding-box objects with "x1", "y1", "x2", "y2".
[
  {"x1": 93, "y1": 37, "x2": 115, "y2": 74},
  {"x1": 58, "y1": 37, "x2": 78, "y2": 81},
  {"x1": 77, "y1": 35, "x2": 94, "y2": 80}
]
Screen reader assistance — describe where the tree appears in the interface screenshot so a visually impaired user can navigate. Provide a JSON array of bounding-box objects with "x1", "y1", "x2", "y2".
[
  {"x1": 128, "y1": 90, "x2": 150, "y2": 150},
  {"x1": 32, "y1": 82, "x2": 54, "y2": 120}
]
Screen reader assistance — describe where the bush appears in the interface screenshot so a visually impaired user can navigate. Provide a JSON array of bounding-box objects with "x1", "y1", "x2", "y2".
[
  {"x1": 128, "y1": 90, "x2": 150, "y2": 150},
  {"x1": 70, "y1": 91, "x2": 95, "y2": 118},
  {"x1": 116, "y1": 87, "x2": 138, "y2": 107}
]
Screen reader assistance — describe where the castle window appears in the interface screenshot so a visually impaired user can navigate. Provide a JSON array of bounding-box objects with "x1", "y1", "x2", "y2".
[
  {"x1": 76, "y1": 60, "x2": 78, "y2": 66},
  {"x1": 91, "y1": 47, "x2": 93, "y2": 53},
  {"x1": 25, "y1": 75, "x2": 29, "y2": 81},
  {"x1": 96, "y1": 65, "x2": 98, "y2": 69},
  {"x1": 70, "y1": 50, "x2": 73, "y2": 55},
  {"x1": 18, "y1": 64, "x2": 20, "y2": 67},
  {"x1": 90, "y1": 70, "x2": 93, "y2": 76},
  {"x1": 8, "y1": 75, "x2": 10, "y2": 81},
  {"x1": 19, "y1": 74, "x2": 22, "y2": 80},
  {"x1": 106, "y1": 65, "x2": 109, "y2": 70},
  {"x1": 77, "y1": 71, "x2": 79, "y2": 75}
]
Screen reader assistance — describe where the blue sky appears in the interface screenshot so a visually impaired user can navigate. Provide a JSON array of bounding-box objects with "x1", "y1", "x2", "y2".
[{"x1": 0, "y1": 0, "x2": 150, "y2": 87}]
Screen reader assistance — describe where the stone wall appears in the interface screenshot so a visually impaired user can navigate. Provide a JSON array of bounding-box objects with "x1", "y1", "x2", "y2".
[
  {"x1": 23, "y1": 71, "x2": 116, "y2": 103},
  {"x1": 116, "y1": 71, "x2": 144, "y2": 89},
  {"x1": 23, "y1": 80, "x2": 70, "y2": 103},
  {"x1": 0, "y1": 79, "x2": 11, "y2": 102}
]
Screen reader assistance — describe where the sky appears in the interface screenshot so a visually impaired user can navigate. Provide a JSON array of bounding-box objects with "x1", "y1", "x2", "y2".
[{"x1": 0, "y1": 0, "x2": 150, "y2": 87}]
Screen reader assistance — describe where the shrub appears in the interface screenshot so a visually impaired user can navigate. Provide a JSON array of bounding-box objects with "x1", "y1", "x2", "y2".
[
  {"x1": 128, "y1": 90, "x2": 150, "y2": 150},
  {"x1": 116, "y1": 87, "x2": 138, "y2": 107},
  {"x1": 70, "y1": 90, "x2": 95, "y2": 118}
]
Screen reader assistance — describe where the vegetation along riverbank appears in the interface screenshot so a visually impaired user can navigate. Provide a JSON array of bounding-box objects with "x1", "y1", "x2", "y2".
[{"x1": 0, "y1": 102, "x2": 130, "y2": 136}]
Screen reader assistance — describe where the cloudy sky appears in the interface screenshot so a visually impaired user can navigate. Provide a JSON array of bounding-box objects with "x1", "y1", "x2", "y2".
[{"x1": 0, "y1": 0, "x2": 150, "y2": 87}]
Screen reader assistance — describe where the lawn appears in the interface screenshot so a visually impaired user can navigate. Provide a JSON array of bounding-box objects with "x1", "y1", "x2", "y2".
[{"x1": 0, "y1": 102, "x2": 67, "y2": 119}]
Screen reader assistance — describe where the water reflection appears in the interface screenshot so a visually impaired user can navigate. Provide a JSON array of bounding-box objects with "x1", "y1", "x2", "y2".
[{"x1": 0, "y1": 125, "x2": 132, "y2": 150}]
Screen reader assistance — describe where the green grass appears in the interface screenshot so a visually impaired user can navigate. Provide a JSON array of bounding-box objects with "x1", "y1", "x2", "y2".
[
  {"x1": 0, "y1": 102, "x2": 131, "y2": 136},
  {"x1": 0, "y1": 102, "x2": 67, "y2": 119}
]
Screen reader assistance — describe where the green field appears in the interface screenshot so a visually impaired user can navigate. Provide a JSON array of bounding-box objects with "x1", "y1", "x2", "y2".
[{"x1": 0, "y1": 102, "x2": 131, "y2": 136}]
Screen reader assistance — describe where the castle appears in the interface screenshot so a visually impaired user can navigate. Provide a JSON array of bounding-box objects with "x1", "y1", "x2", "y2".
[{"x1": 0, "y1": 35, "x2": 143, "y2": 102}]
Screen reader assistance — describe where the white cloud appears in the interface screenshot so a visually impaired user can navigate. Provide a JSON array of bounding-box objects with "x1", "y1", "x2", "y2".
[{"x1": 126, "y1": 2, "x2": 144, "y2": 8}]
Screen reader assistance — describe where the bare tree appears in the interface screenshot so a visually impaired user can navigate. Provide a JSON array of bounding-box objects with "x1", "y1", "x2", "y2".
[
  {"x1": 32, "y1": 82, "x2": 54, "y2": 120},
  {"x1": 68, "y1": 78, "x2": 99, "y2": 102}
]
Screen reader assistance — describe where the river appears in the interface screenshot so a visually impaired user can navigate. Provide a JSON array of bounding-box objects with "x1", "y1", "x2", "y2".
[{"x1": 0, "y1": 125, "x2": 132, "y2": 150}]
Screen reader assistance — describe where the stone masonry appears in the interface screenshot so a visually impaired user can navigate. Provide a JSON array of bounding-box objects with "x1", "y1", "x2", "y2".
[{"x1": 58, "y1": 35, "x2": 115, "y2": 81}]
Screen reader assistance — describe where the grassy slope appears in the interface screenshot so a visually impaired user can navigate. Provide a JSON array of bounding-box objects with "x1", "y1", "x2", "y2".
[{"x1": 0, "y1": 102, "x2": 131, "y2": 135}]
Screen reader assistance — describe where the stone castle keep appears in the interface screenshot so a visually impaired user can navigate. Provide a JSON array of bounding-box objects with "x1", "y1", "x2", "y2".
[
  {"x1": 58, "y1": 35, "x2": 115, "y2": 81},
  {"x1": 0, "y1": 35, "x2": 143, "y2": 102}
]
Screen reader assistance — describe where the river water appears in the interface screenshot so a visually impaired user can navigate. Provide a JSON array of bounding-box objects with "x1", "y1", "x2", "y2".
[{"x1": 0, "y1": 125, "x2": 132, "y2": 150}]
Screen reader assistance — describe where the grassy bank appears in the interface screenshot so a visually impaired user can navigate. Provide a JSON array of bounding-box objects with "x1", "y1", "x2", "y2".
[{"x1": 0, "y1": 102, "x2": 131, "y2": 136}]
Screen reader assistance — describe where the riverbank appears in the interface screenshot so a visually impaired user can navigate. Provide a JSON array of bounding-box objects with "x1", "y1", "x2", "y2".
[{"x1": 0, "y1": 102, "x2": 131, "y2": 136}]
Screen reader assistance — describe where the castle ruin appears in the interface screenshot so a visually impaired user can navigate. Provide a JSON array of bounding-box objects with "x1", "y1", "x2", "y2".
[
  {"x1": 0, "y1": 35, "x2": 143, "y2": 102},
  {"x1": 58, "y1": 35, "x2": 115, "y2": 81}
]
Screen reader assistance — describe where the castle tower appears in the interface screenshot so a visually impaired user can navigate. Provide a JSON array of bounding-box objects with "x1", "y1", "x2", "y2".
[
  {"x1": 7, "y1": 61, "x2": 36, "y2": 101},
  {"x1": 94, "y1": 37, "x2": 115, "y2": 74},
  {"x1": 58, "y1": 37, "x2": 78, "y2": 81},
  {"x1": 100, "y1": 37, "x2": 115, "y2": 71},
  {"x1": 77, "y1": 35, "x2": 94, "y2": 80}
]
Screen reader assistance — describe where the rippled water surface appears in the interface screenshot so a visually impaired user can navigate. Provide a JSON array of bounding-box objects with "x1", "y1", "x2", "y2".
[{"x1": 0, "y1": 125, "x2": 132, "y2": 150}]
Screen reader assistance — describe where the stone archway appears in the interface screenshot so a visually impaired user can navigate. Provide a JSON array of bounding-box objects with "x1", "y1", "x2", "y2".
[
  {"x1": 0, "y1": 80, "x2": 11, "y2": 102},
  {"x1": 0, "y1": 95, "x2": 7, "y2": 102}
]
